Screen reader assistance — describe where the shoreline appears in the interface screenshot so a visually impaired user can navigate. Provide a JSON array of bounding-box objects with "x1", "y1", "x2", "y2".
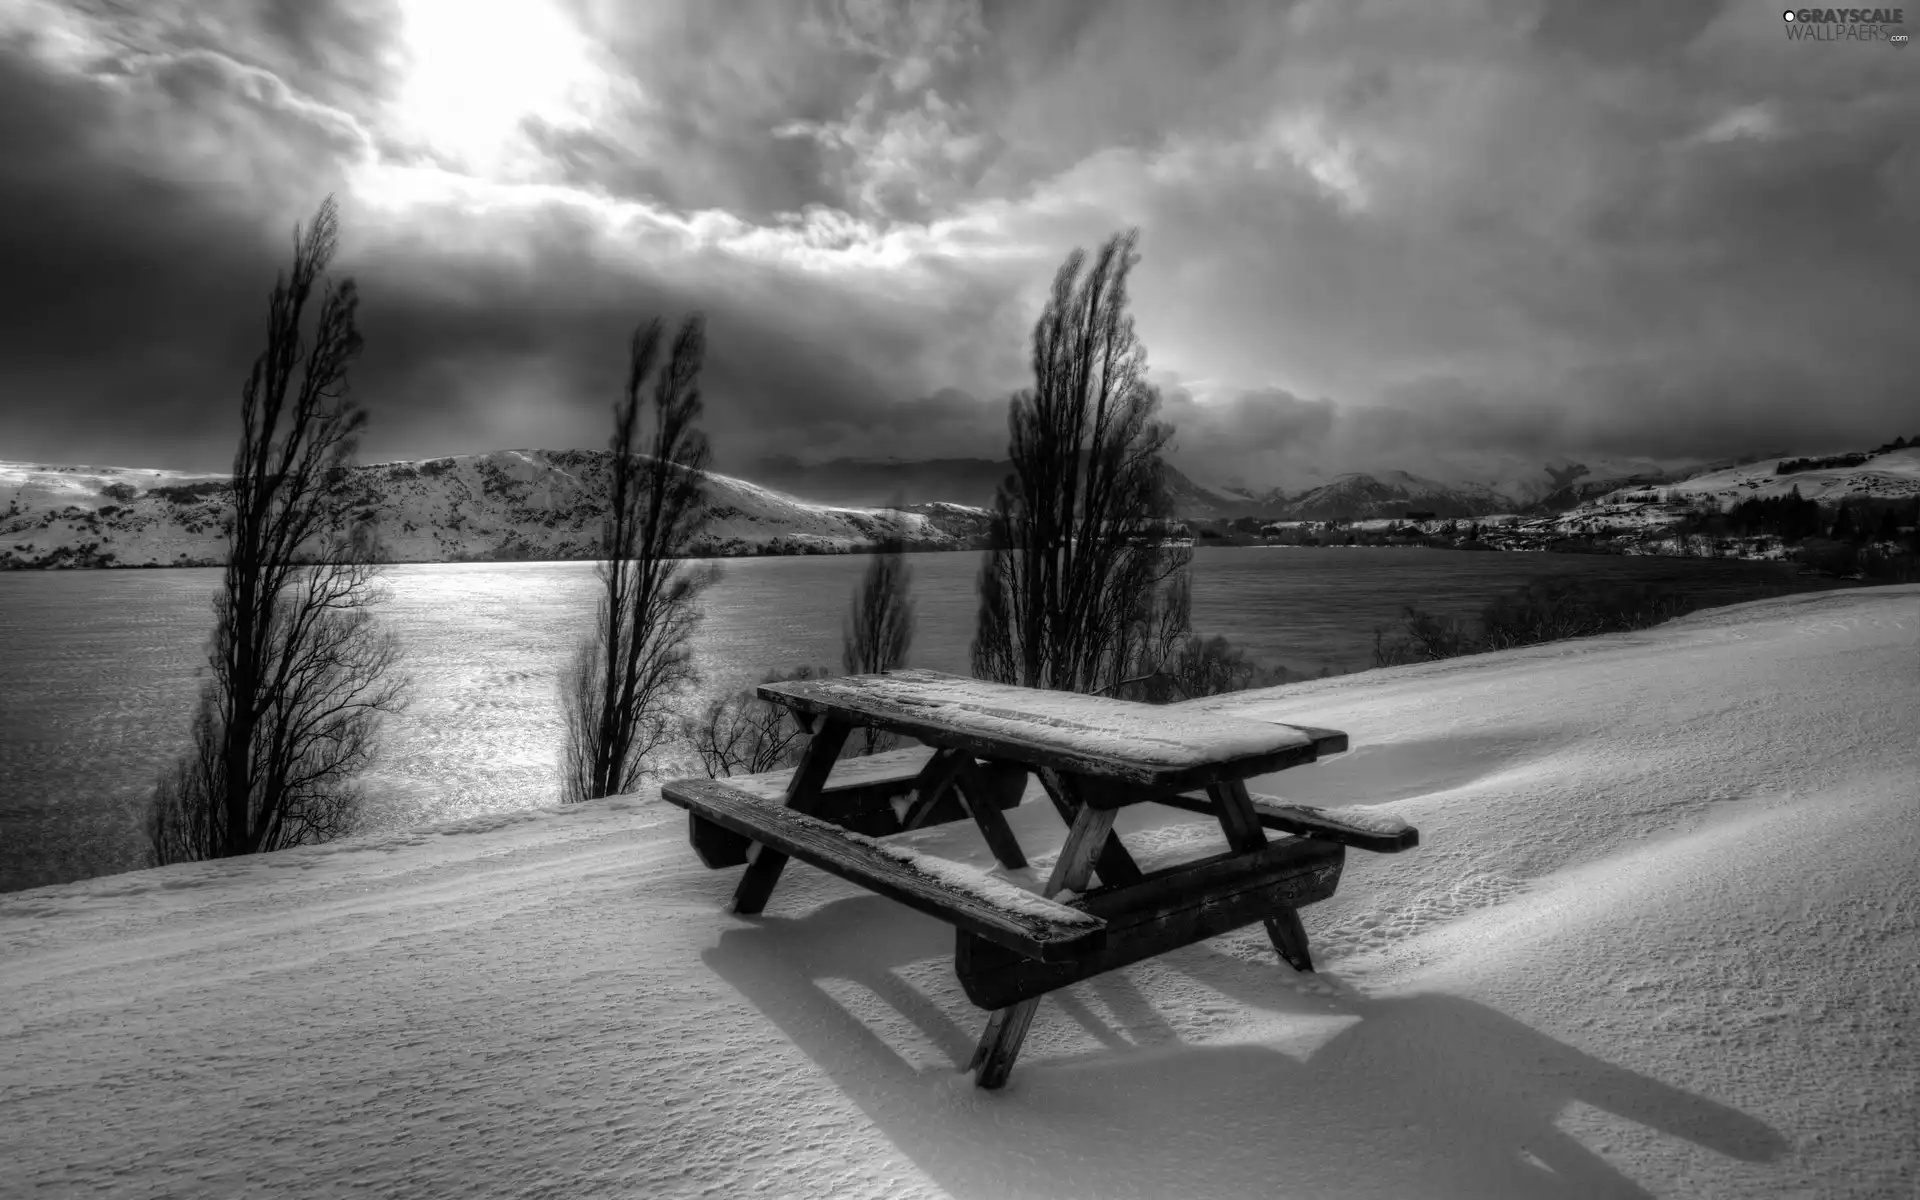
[{"x1": 0, "y1": 539, "x2": 1841, "y2": 570}]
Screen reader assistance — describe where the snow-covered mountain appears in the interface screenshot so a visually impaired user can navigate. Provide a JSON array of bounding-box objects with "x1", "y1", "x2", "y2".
[
  {"x1": 1264, "y1": 471, "x2": 1511, "y2": 521},
  {"x1": 751, "y1": 455, "x2": 1564, "y2": 521},
  {"x1": 747, "y1": 453, "x2": 1259, "y2": 519},
  {"x1": 0, "y1": 450, "x2": 993, "y2": 569},
  {"x1": 1598, "y1": 446, "x2": 1920, "y2": 507},
  {"x1": 9, "y1": 442, "x2": 1914, "y2": 568},
  {"x1": 746, "y1": 455, "x2": 1008, "y2": 509}
]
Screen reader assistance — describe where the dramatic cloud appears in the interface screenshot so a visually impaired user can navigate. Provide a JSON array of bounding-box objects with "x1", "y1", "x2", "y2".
[{"x1": 0, "y1": 0, "x2": 1913, "y2": 484}]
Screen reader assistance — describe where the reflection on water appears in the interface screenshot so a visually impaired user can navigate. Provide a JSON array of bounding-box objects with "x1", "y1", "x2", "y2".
[{"x1": 0, "y1": 548, "x2": 1805, "y2": 891}]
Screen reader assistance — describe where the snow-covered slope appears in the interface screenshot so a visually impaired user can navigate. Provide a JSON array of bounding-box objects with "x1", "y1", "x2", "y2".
[
  {"x1": 1181, "y1": 463, "x2": 1687, "y2": 521},
  {"x1": 754, "y1": 454, "x2": 1263, "y2": 520},
  {"x1": 1467, "y1": 455, "x2": 1671, "y2": 509},
  {"x1": 1271, "y1": 470, "x2": 1512, "y2": 520},
  {"x1": 0, "y1": 451, "x2": 993, "y2": 568},
  {"x1": 3, "y1": 586, "x2": 1913, "y2": 1197},
  {"x1": 1604, "y1": 446, "x2": 1920, "y2": 507}
]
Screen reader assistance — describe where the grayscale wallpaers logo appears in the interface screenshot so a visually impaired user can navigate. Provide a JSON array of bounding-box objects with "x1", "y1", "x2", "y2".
[{"x1": 1783, "y1": 8, "x2": 1910, "y2": 44}]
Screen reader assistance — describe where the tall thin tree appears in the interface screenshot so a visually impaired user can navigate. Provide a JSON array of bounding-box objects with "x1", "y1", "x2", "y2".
[
  {"x1": 562, "y1": 314, "x2": 717, "y2": 802},
  {"x1": 843, "y1": 520, "x2": 916, "y2": 754},
  {"x1": 971, "y1": 229, "x2": 1183, "y2": 694},
  {"x1": 149, "y1": 196, "x2": 407, "y2": 863}
]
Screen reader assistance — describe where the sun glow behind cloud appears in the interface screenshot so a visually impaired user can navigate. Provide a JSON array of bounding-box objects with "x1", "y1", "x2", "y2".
[{"x1": 389, "y1": 0, "x2": 603, "y2": 177}]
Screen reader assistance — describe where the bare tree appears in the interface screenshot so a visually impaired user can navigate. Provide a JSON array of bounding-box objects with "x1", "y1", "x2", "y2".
[
  {"x1": 842, "y1": 523, "x2": 915, "y2": 755},
  {"x1": 149, "y1": 196, "x2": 407, "y2": 864},
  {"x1": 971, "y1": 229, "x2": 1184, "y2": 694},
  {"x1": 562, "y1": 315, "x2": 718, "y2": 802},
  {"x1": 684, "y1": 666, "x2": 828, "y2": 778}
]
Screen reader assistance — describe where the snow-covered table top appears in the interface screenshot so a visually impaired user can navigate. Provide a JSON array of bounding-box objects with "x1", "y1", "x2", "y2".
[{"x1": 758, "y1": 669, "x2": 1326, "y2": 793}]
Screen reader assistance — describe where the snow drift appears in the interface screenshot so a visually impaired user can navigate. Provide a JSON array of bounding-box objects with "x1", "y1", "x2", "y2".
[{"x1": 2, "y1": 586, "x2": 1914, "y2": 1198}]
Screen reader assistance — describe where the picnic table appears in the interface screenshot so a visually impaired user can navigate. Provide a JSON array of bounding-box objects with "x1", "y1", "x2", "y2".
[{"x1": 661, "y1": 669, "x2": 1419, "y2": 1088}]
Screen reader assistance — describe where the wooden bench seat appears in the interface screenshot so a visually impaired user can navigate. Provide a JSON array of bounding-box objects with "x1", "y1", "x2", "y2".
[
  {"x1": 730, "y1": 746, "x2": 1026, "y2": 833},
  {"x1": 685, "y1": 746, "x2": 1028, "y2": 868},
  {"x1": 662, "y1": 777, "x2": 1105, "y2": 963},
  {"x1": 955, "y1": 834, "x2": 1345, "y2": 1009},
  {"x1": 1152, "y1": 791, "x2": 1421, "y2": 854}
]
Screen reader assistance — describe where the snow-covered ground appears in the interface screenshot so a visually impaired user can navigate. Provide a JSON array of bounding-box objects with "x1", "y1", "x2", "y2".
[{"x1": 2, "y1": 586, "x2": 1914, "y2": 1198}]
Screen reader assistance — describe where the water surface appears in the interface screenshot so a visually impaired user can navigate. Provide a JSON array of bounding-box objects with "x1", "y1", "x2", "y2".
[{"x1": 0, "y1": 548, "x2": 1808, "y2": 890}]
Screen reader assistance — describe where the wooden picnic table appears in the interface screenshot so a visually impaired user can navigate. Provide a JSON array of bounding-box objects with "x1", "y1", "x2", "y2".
[{"x1": 661, "y1": 668, "x2": 1418, "y2": 1088}]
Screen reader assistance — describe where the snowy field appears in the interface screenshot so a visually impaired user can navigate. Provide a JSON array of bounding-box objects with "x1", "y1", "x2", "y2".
[{"x1": 2, "y1": 586, "x2": 1914, "y2": 1198}]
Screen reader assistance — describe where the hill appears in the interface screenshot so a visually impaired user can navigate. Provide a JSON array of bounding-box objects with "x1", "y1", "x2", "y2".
[
  {"x1": 1599, "y1": 446, "x2": 1920, "y2": 507},
  {"x1": 0, "y1": 451, "x2": 994, "y2": 569},
  {"x1": 9, "y1": 444, "x2": 1915, "y2": 568},
  {"x1": 748, "y1": 454, "x2": 1258, "y2": 519}
]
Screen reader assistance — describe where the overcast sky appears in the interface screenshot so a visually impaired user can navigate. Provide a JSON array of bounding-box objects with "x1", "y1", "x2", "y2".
[{"x1": 0, "y1": 0, "x2": 1914, "y2": 488}]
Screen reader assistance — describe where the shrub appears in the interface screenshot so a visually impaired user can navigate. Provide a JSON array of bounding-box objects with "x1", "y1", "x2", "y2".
[
  {"x1": 684, "y1": 666, "x2": 828, "y2": 778},
  {"x1": 150, "y1": 480, "x2": 229, "y2": 504},
  {"x1": 1373, "y1": 574, "x2": 1709, "y2": 666}
]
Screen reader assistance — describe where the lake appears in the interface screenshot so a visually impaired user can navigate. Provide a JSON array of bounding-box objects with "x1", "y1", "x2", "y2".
[{"x1": 0, "y1": 548, "x2": 1810, "y2": 892}]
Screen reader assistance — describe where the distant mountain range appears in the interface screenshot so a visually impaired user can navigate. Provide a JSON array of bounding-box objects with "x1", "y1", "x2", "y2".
[
  {"x1": 5, "y1": 442, "x2": 1914, "y2": 569},
  {"x1": 752, "y1": 453, "x2": 1708, "y2": 521},
  {"x1": 0, "y1": 450, "x2": 992, "y2": 569}
]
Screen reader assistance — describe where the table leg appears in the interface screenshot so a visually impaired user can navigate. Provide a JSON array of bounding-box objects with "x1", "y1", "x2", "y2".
[
  {"x1": 955, "y1": 757, "x2": 1028, "y2": 870},
  {"x1": 731, "y1": 719, "x2": 853, "y2": 915},
  {"x1": 1206, "y1": 779, "x2": 1315, "y2": 972},
  {"x1": 1036, "y1": 768, "x2": 1143, "y2": 888},
  {"x1": 901, "y1": 750, "x2": 1029, "y2": 870},
  {"x1": 899, "y1": 748, "x2": 969, "y2": 831},
  {"x1": 969, "y1": 802, "x2": 1116, "y2": 1088}
]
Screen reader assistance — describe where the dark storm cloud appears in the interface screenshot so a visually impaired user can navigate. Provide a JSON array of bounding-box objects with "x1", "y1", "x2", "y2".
[
  {"x1": 343, "y1": 225, "x2": 1019, "y2": 466},
  {"x1": 0, "y1": 30, "x2": 376, "y2": 468},
  {"x1": 0, "y1": 3, "x2": 1020, "y2": 470},
  {"x1": 1, "y1": 0, "x2": 1915, "y2": 484}
]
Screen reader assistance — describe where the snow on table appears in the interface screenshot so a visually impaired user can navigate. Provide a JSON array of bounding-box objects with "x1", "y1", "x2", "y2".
[{"x1": 759, "y1": 668, "x2": 1316, "y2": 790}]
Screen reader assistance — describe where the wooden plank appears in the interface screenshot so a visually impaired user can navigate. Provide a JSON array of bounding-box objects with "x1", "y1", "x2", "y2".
[
  {"x1": 1161, "y1": 698, "x2": 1351, "y2": 759},
  {"x1": 726, "y1": 745, "x2": 935, "y2": 800},
  {"x1": 1150, "y1": 791, "x2": 1420, "y2": 853},
  {"x1": 723, "y1": 746, "x2": 1023, "y2": 839},
  {"x1": 1207, "y1": 779, "x2": 1316, "y2": 973},
  {"x1": 1280, "y1": 725, "x2": 1349, "y2": 756},
  {"x1": 758, "y1": 669, "x2": 1319, "y2": 793},
  {"x1": 1036, "y1": 769, "x2": 1143, "y2": 888},
  {"x1": 661, "y1": 777, "x2": 1105, "y2": 962},
  {"x1": 1208, "y1": 779, "x2": 1267, "y2": 852},
  {"x1": 956, "y1": 837, "x2": 1345, "y2": 1009},
  {"x1": 688, "y1": 813, "x2": 752, "y2": 868},
  {"x1": 954, "y1": 756, "x2": 1027, "y2": 870},
  {"x1": 1044, "y1": 805, "x2": 1116, "y2": 897},
  {"x1": 900, "y1": 747, "x2": 969, "y2": 831},
  {"x1": 969, "y1": 792, "x2": 1116, "y2": 1088},
  {"x1": 731, "y1": 719, "x2": 851, "y2": 915},
  {"x1": 1264, "y1": 906, "x2": 1314, "y2": 974}
]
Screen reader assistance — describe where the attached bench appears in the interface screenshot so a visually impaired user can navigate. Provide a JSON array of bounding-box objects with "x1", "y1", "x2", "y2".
[
  {"x1": 954, "y1": 834, "x2": 1344, "y2": 1009},
  {"x1": 686, "y1": 745, "x2": 1028, "y2": 868},
  {"x1": 664, "y1": 777, "x2": 1104, "y2": 963},
  {"x1": 1152, "y1": 792, "x2": 1420, "y2": 854}
]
